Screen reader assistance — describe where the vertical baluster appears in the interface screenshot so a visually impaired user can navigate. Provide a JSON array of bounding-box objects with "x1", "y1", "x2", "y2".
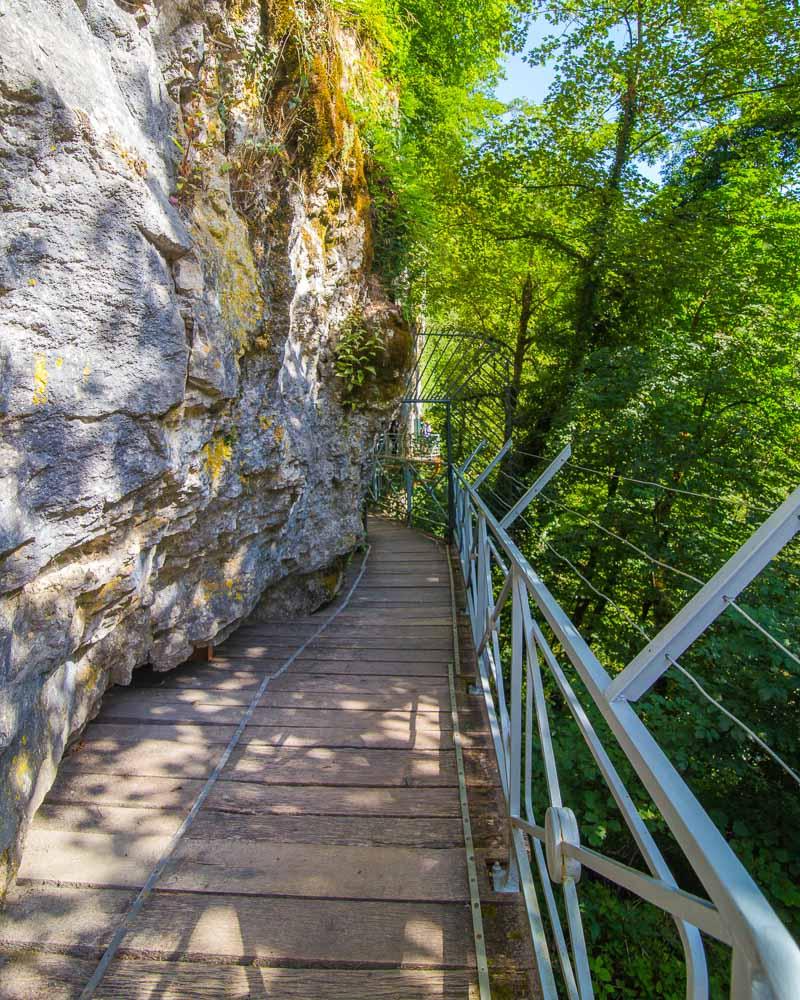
[
  {"x1": 505, "y1": 566, "x2": 524, "y2": 888},
  {"x1": 519, "y1": 590, "x2": 594, "y2": 999},
  {"x1": 476, "y1": 513, "x2": 489, "y2": 651},
  {"x1": 491, "y1": 623, "x2": 510, "y2": 752},
  {"x1": 525, "y1": 655, "x2": 582, "y2": 1000}
]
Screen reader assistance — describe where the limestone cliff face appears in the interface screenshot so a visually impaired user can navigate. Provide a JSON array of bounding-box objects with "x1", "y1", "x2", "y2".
[{"x1": 0, "y1": 0, "x2": 410, "y2": 897}]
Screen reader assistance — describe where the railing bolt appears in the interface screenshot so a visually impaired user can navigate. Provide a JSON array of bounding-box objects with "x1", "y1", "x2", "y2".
[{"x1": 491, "y1": 860, "x2": 519, "y2": 893}]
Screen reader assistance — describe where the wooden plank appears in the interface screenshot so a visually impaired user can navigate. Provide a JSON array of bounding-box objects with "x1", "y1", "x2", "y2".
[
  {"x1": 156, "y1": 660, "x2": 452, "y2": 686},
  {"x1": 17, "y1": 829, "x2": 172, "y2": 888},
  {"x1": 0, "y1": 952, "x2": 86, "y2": 1000},
  {"x1": 252, "y1": 613, "x2": 454, "y2": 625},
  {"x1": 226, "y1": 745, "x2": 459, "y2": 787},
  {"x1": 86, "y1": 723, "x2": 452, "y2": 751},
  {"x1": 350, "y1": 589, "x2": 451, "y2": 600},
  {"x1": 44, "y1": 772, "x2": 463, "y2": 818},
  {"x1": 369, "y1": 542, "x2": 441, "y2": 552},
  {"x1": 266, "y1": 675, "x2": 449, "y2": 694},
  {"x1": 259, "y1": 691, "x2": 451, "y2": 711},
  {"x1": 228, "y1": 623, "x2": 453, "y2": 638},
  {"x1": 203, "y1": 658, "x2": 450, "y2": 676},
  {"x1": 46, "y1": 772, "x2": 206, "y2": 812},
  {"x1": 238, "y1": 622, "x2": 452, "y2": 635},
  {"x1": 82, "y1": 723, "x2": 240, "y2": 746},
  {"x1": 0, "y1": 954, "x2": 479, "y2": 1000},
  {"x1": 105, "y1": 687, "x2": 451, "y2": 711},
  {"x1": 162, "y1": 840, "x2": 469, "y2": 901},
  {"x1": 122, "y1": 892, "x2": 477, "y2": 967},
  {"x1": 217, "y1": 647, "x2": 452, "y2": 663},
  {"x1": 205, "y1": 782, "x2": 462, "y2": 817},
  {"x1": 0, "y1": 884, "x2": 136, "y2": 953},
  {"x1": 280, "y1": 659, "x2": 450, "y2": 675},
  {"x1": 104, "y1": 688, "x2": 260, "y2": 707},
  {"x1": 222, "y1": 634, "x2": 454, "y2": 649},
  {"x1": 109, "y1": 965, "x2": 478, "y2": 1000},
  {"x1": 351, "y1": 593, "x2": 451, "y2": 601},
  {"x1": 58, "y1": 740, "x2": 222, "y2": 779},
  {"x1": 187, "y1": 812, "x2": 464, "y2": 848},
  {"x1": 353, "y1": 554, "x2": 446, "y2": 561},
  {"x1": 156, "y1": 667, "x2": 274, "y2": 688},
  {"x1": 347, "y1": 602, "x2": 453, "y2": 610},
  {"x1": 151, "y1": 661, "x2": 277, "y2": 680},
  {"x1": 98, "y1": 703, "x2": 453, "y2": 731},
  {"x1": 32, "y1": 805, "x2": 183, "y2": 838}
]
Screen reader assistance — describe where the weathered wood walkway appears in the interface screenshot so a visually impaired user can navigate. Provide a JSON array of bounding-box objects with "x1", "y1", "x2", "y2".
[{"x1": 0, "y1": 519, "x2": 536, "y2": 998}]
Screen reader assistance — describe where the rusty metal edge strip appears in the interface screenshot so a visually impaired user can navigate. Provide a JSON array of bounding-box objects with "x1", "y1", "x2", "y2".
[{"x1": 79, "y1": 544, "x2": 372, "y2": 998}]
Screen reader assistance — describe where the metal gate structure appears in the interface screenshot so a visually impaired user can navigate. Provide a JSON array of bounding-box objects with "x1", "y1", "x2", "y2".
[{"x1": 369, "y1": 329, "x2": 511, "y2": 536}]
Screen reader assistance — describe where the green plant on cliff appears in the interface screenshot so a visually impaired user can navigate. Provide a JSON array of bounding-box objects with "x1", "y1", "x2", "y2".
[{"x1": 334, "y1": 313, "x2": 384, "y2": 406}]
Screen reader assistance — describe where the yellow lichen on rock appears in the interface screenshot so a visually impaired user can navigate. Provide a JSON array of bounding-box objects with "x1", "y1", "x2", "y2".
[
  {"x1": 107, "y1": 132, "x2": 148, "y2": 178},
  {"x1": 202, "y1": 435, "x2": 233, "y2": 485},
  {"x1": 32, "y1": 354, "x2": 48, "y2": 406},
  {"x1": 10, "y1": 752, "x2": 31, "y2": 799},
  {"x1": 192, "y1": 184, "x2": 264, "y2": 353},
  {"x1": 227, "y1": 0, "x2": 254, "y2": 24}
]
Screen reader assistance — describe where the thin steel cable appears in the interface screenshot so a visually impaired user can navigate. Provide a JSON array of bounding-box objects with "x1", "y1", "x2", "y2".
[
  {"x1": 497, "y1": 467, "x2": 704, "y2": 586},
  {"x1": 513, "y1": 450, "x2": 773, "y2": 514},
  {"x1": 667, "y1": 658, "x2": 800, "y2": 789},
  {"x1": 538, "y1": 529, "x2": 800, "y2": 790},
  {"x1": 481, "y1": 483, "x2": 516, "y2": 518},
  {"x1": 507, "y1": 472, "x2": 800, "y2": 673},
  {"x1": 535, "y1": 487, "x2": 705, "y2": 588},
  {"x1": 724, "y1": 599, "x2": 800, "y2": 668},
  {"x1": 430, "y1": 339, "x2": 463, "y2": 396}
]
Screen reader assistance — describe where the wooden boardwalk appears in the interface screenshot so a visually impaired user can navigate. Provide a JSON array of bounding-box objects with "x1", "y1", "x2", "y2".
[{"x1": 0, "y1": 519, "x2": 536, "y2": 998}]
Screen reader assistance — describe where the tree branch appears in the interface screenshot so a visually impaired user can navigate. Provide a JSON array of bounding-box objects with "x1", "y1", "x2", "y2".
[{"x1": 488, "y1": 226, "x2": 587, "y2": 262}]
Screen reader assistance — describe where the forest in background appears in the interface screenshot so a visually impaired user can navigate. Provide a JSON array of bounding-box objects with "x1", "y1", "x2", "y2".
[{"x1": 341, "y1": 0, "x2": 800, "y2": 994}]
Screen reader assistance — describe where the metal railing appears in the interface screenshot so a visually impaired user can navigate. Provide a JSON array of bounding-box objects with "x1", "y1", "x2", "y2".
[
  {"x1": 452, "y1": 442, "x2": 800, "y2": 1000},
  {"x1": 369, "y1": 431, "x2": 450, "y2": 535},
  {"x1": 375, "y1": 430, "x2": 442, "y2": 460}
]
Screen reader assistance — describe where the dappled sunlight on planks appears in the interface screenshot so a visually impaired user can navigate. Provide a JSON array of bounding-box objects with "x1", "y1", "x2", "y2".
[{"x1": 0, "y1": 519, "x2": 533, "y2": 997}]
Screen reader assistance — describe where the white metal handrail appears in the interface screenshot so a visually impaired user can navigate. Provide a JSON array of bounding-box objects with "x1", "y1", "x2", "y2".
[{"x1": 453, "y1": 449, "x2": 800, "y2": 1000}]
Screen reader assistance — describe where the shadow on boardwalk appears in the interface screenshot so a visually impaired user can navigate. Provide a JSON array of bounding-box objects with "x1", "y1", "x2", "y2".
[{"x1": 0, "y1": 518, "x2": 537, "y2": 998}]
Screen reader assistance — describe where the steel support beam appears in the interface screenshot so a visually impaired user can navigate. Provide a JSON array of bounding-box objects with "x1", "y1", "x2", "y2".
[
  {"x1": 472, "y1": 438, "x2": 513, "y2": 489},
  {"x1": 500, "y1": 444, "x2": 572, "y2": 530},
  {"x1": 460, "y1": 439, "x2": 488, "y2": 475}
]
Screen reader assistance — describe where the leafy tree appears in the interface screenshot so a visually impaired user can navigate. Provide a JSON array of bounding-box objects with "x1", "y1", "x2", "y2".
[
  {"x1": 384, "y1": 1, "x2": 800, "y2": 994},
  {"x1": 356, "y1": 0, "x2": 799, "y2": 992}
]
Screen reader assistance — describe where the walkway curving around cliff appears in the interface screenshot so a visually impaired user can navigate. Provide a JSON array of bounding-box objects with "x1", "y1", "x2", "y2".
[{"x1": 0, "y1": 518, "x2": 537, "y2": 999}]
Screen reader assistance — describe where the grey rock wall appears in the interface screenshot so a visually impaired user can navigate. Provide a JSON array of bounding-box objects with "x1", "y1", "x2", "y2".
[{"x1": 0, "y1": 0, "x2": 408, "y2": 897}]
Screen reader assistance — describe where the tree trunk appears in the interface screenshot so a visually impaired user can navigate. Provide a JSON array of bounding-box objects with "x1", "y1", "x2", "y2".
[{"x1": 498, "y1": 273, "x2": 534, "y2": 503}]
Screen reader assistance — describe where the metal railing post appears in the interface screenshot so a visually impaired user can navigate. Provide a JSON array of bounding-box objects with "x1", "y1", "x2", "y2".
[
  {"x1": 445, "y1": 401, "x2": 454, "y2": 541},
  {"x1": 494, "y1": 565, "x2": 523, "y2": 893}
]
